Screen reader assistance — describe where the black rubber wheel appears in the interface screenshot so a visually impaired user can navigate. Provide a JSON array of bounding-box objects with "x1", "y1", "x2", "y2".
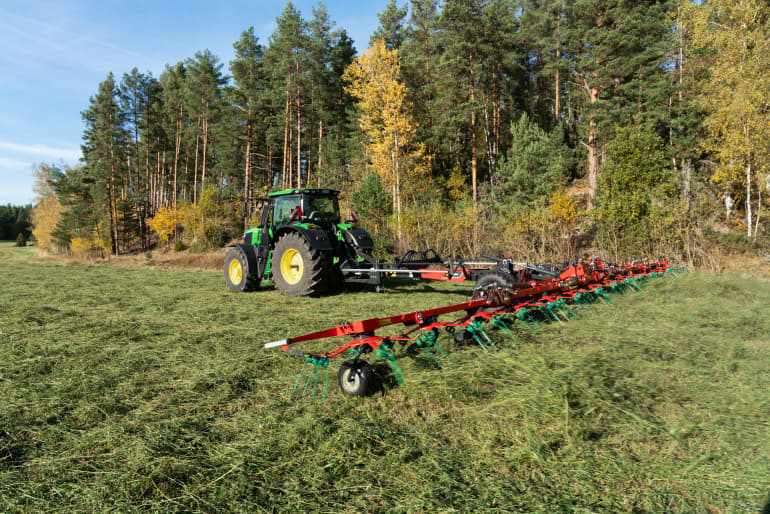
[
  {"x1": 272, "y1": 232, "x2": 331, "y2": 296},
  {"x1": 338, "y1": 360, "x2": 373, "y2": 396},
  {"x1": 471, "y1": 270, "x2": 515, "y2": 299},
  {"x1": 224, "y1": 245, "x2": 261, "y2": 292}
]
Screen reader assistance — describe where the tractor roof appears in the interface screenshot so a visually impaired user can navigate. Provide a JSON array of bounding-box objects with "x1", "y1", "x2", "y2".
[{"x1": 267, "y1": 188, "x2": 340, "y2": 198}]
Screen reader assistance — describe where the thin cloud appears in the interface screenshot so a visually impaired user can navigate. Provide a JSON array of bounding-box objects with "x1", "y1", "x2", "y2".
[
  {"x1": 0, "y1": 141, "x2": 81, "y2": 162},
  {"x1": 0, "y1": 157, "x2": 32, "y2": 169}
]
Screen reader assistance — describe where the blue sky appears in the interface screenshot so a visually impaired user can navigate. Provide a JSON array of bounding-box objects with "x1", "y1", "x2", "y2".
[{"x1": 0, "y1": 0, "x2": 382, "y2": 204}]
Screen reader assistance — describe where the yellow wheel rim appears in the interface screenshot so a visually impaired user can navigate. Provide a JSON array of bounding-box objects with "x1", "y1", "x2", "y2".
[
  {"x1": 280, "y1": 248, "x2": 303, "y2": 285},
  {"x1": 228, "y1": 258, "x2": 243, "y2": 285}
]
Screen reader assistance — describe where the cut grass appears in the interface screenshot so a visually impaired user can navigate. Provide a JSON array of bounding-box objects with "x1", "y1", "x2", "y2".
[{"x1": 1, "y1": 242, "x2": 768, "y2": 511}]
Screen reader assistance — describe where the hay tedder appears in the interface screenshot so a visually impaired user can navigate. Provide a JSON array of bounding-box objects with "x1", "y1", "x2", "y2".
[{"x1": 264, "y1": 258, "x2": 687, "y2": 398}]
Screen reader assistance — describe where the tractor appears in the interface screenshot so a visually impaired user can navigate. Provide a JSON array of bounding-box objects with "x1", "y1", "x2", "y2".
[
  {"x1": 224, "y1": 187, "x2": 565, "y2": 297},
  {"x1": 224, "y1": 188, "x2": 375, "y2": 296}
]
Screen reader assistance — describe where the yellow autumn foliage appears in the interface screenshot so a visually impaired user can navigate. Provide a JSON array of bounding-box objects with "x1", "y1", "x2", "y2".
[
  {"x1": 31, "y1": 163, "x2": 64, "y2": 252},
  {"x1": 70, "y1": 237, "x2": 99, "y2": 259},
  {"x1": 147, "y1": 206, "x2": 184, "y2": 244},
  {"x1": 548, "y1": 190, "x2": 579, "y2": 223},
  {"x1": 344, "y1": 39, "x2": 428, "y2": 243}
]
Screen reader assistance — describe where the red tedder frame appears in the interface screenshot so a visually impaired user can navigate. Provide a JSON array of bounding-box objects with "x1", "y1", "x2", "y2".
[{"x1": 264, "y1": 258, "x2": 671, "y2": 360}]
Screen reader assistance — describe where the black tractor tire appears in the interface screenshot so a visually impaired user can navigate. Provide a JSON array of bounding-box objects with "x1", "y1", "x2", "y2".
[
  {"x1": 338, "y1": 360, "x2": 374, "y2": 396},
  {"x1": 272, "y1": 232, "x2": 331, "y2": 296},
  {"x1": 224, "y1": 245, "x2": 261, "y2": 292},
  {"x1": 471, "y1": 270, "x2": 515, "y2": 300}
]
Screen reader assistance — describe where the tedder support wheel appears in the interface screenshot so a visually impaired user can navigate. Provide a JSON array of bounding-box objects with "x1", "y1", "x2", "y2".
[
  {"x1": 224, "y1": 245, "x2": 261, "y2": 292},
  {"x1": 338, "y1": 360, "x2": 373, "y2": 396},
  {"x1": 272, "y1": 232, "x2": 331, "y2": 297},
  {"x1": 471, "y1": 270, "x2": 515, "y2": 300}
]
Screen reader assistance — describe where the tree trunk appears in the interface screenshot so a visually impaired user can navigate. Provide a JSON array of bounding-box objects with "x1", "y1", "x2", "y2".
[
  {"x1": 394, "y1": 135, "x2": 402, "y2": 244},
  {"x1": 193, "y1": 130, "x2": 200, "y2": 204},
  {"x1": 296, "y1": 68, "x2": 302, "y2": 188},
  {"x1": 244, "y1": 119, "x2": 252, "y2": 230},
  {"x1": 282, "y1": 87, "x2": 290, "y2": 188},
  {"x1": 173, "y1": 105, "x2": 182, "y2": 208},
  {"x1": 682, "y1": 158, "x2": 692, "y2": 213},
  {"x1": 317, "y1": 119, "x2": 323, "y2": 187},
  {"x1": 555, "y1": 11, "x2": 561, "y2": 122},
  {"x1": 724, "y1": 190, "x2": 734, "y2": 221},
  {"x1": 746, "y1": 161, "x2": 752, "y2": 237},
  {"x1": 754, "y1": 187, "x2": 761, "y2": 237},
  {"x1": 470, "y1": 52, "x2": 477, "y2": 208},
  {"x1": 201, "y1": 114, "x2": 208, "y2": 191},
  {"x1": 586, "y1": 86, "x2": 599, "y2": 210}
]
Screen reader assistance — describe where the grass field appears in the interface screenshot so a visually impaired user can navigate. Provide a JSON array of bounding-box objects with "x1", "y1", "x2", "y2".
[{"x1": 1, "y1": 242, "x2": 768, "y2": 512}]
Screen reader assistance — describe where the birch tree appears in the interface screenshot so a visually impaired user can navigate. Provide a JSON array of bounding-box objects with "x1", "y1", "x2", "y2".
[{"x1": 344, "y1": 39, "x2": 427, "y2": 242}]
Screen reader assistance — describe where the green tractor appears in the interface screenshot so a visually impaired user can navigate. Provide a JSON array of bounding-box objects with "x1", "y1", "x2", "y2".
[{"x1": 224, "y1": 188, "x2": 375, "y2": 296}]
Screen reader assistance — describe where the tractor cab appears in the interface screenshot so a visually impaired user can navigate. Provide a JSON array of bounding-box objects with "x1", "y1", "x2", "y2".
[{"x1": 267, "y1": 189, "x2": 341, "y2": 228}]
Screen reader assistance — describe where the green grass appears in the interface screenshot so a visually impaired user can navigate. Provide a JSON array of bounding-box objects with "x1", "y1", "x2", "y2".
[{"x1": 1, "y1": 242, "x2": 768, "y2": 512}]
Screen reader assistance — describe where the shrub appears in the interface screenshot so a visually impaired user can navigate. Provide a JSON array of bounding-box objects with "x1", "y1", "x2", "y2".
[
  {"x1": 204, "y1": 224, "x2": 228, "y2": 248},
  {"x1": 70, "y1": 237, "x2": 99, "y2": 260},
  {"x1": 147, "y1": 207, "x2": 183, "y2": 245},
  {"x1": 15, "y1": 233, "x2": 25, "y2": 247},
  {"x1": 173, "y1": 240, "x2": 186, "y2": 252}
]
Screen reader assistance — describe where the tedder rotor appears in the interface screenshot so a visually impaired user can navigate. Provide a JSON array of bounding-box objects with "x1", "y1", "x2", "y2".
[{"x1": 264, "y1": 258, "x2": 687, "y2": 398}]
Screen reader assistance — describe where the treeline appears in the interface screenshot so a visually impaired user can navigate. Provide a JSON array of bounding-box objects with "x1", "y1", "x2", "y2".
[
  {"x1": 33, "y1": 0, "x2": 770, "y2": 264},
  {"x1": 0, "y1": 205, "x2": 32, "y2": 242}
]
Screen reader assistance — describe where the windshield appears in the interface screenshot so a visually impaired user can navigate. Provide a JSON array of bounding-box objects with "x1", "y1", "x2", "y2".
[{"x1": 304, "y1": 195, "x2": 340, "y2": 223}]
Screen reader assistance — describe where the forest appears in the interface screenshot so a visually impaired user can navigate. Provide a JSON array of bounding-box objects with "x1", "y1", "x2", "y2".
[
  {"x1": 0, "y1": 204, "x2": 32, "y2": 243},
  {"x1": 30, "y1": 0, "x2": 770, "y2": 265}
]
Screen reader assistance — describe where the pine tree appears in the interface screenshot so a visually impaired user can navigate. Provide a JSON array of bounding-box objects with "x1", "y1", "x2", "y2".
[
  {"x1": 264, "y1": 3, "x2": 309, "y2": 188},
  {"x1": 160, "y1": 62, "x2": 187, "y2": 208},
  {"x1": 564, "y1": 0, "x2": 672, "y2": 208},
  {"x1": 401, "y1": 0, "x2": 440, "y2": 175},
  {"x1": 80, "y1": 73, "x2": 129, "y2": 254},
  {"x1": 436, "y1": 0, "x2": 486, "y2": 206},
  {"x1": 185, "y1": 50, "x2": 226, "y2": 203},
  {"x1": 371, "y1": 0, "x2": 409, "y2": 50},
  {"x1": 230, "y1": 27, "x2": 266, "y2": 224}
]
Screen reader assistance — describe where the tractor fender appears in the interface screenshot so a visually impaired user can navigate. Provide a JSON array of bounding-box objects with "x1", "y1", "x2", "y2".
[
  {"x1": 227, "y1": 242, "x2": 261, "y2": 277},
  {"x1": 275, "y1": 226, "x2": 334, "y2": 251},
  {"x1": 341, "y1": 228, "x2": 374, "y2": 251}
]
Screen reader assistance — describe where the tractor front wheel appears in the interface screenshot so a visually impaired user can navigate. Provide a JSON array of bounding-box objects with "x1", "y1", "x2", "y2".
[
  {"x1": 224, "y1": 245, "x2": 261, "y2": 292},
  {"x1": 272, "y1": 232, "x2": 331, "y2": 296},
  {"x1": 338, "y1": 360, "x2": 373, "y2": 396}
]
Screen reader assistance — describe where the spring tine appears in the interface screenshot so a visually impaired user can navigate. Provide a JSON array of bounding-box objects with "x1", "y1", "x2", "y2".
[
  {"x1": 557, "y1": 305, "x2": 574, "y2": 320},
  {"x1": 311, "y1": 365, "x2": 320, "y2": 398},
  {"x1": 466, "y1": 322, "x2": 492, "y2": 352},
  {"x1": 491, "y1": 316, "x2": 518, "y2": 344},
  {"x1": 322, "y1": 366, "x2": 329, "y2": 400},
  {"x1": 515, "y1": 310, "x2": 537, "y2": 333},
  {"x1": 301, "y1": 364, "x2": 315, "y2": 396},
  {"x1": 432, "y1": 341, "x2": 451, "y2": 362},
  {"x1": 423, "y1": 348, "x2": 444, "y2": 368},
  {"x1": 293, "y1": 361, "x2": 309, "y2": 393},
  {"x1": 376, "y1": 344, "x2": 405, "y2": 386}
]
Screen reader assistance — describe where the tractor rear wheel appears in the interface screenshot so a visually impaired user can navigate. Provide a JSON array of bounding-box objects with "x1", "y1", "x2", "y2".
[
  {"x1": 338, "y1": 360, "x2": 373, "y2": 396},
  {"x1": 224, "y1": 245, "x2": 261, "y2": 292},
  {"x1": 272, "y1": 232, "x2": 331, "y2": 296}
]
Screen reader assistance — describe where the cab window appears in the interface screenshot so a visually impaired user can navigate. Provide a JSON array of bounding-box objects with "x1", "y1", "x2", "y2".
[
  {"x1": 273, "y1": 195, "x2": 301, "y2": 225},
  {"x1": 304, "y1": 195, "x2": 340, "y2": 223}
]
